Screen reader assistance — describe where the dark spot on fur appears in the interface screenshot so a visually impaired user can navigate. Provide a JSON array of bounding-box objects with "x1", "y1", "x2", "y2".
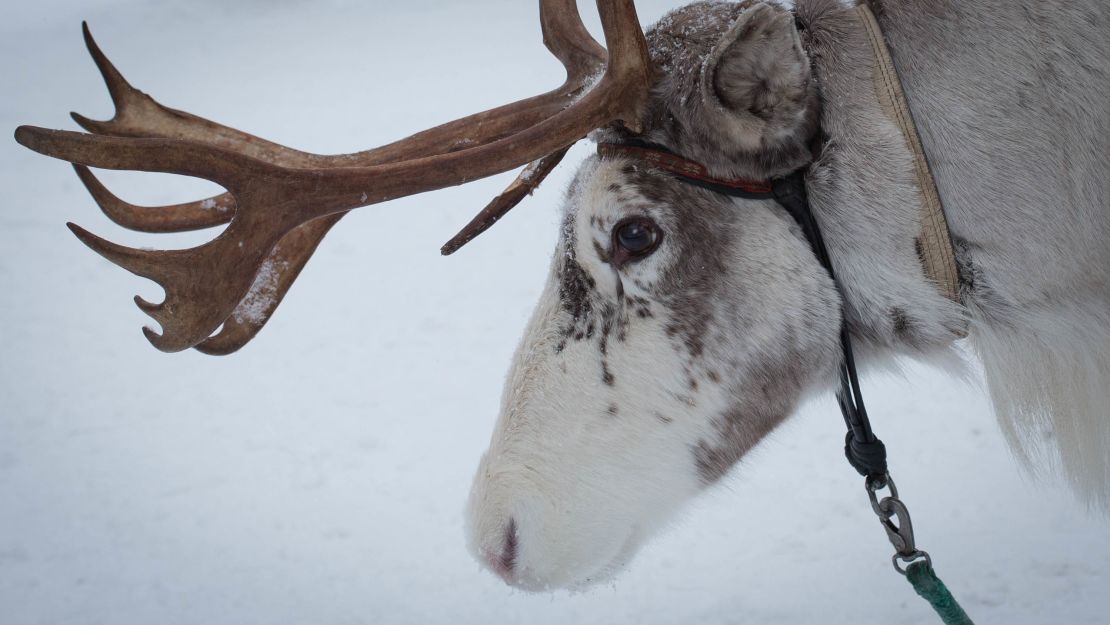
[
  {"x1": 607, "y1": 404, "x2": 619, "y2": 417},
  {"x1": 600, "y1": 302, "x2": 628, "y2": 345},
  {"x1": 706, "y1": 369, "x2": 721, "y2": 384},
  {"x1": 673, "y1": 393, "x2": 696, "y2": 408},
  {"x1": 890, "y1": 307, "x2": 923, "y2": 347},
  {"x1": 952, "y1": 236, "x2": 975, "y2": 294},
  {"x1": 622, "y1": 294, "x2": 654, "y2": 318},
  {"x1": 655, "y1": 412, "x2": 674, "y2": 425},
  {"x1": 891, "y1": 307, "x2": 909, "y2": 335},
  {"x1": 694, "y1": 355, "x2": 807, "y2": 484},
  {"x1": 601, "y1": 360, "x2": 615, "y2": 386},
  {"x1": 558, "y1": 253, "x2": 604, "y2": 345},
  {"x1": 593, "y1": 240, "x2": 611, "y2": 265},
  {"x1": 559, "y1": 257, "x2": 594, "y2": 321},
  {"x1": 913, "y1": 237, "x2": 927, "y2": 267}
]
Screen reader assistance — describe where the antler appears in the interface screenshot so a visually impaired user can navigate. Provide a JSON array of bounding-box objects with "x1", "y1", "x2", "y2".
[{"x1": 15, "y1": 0, "x2": 652, "y2": 354}]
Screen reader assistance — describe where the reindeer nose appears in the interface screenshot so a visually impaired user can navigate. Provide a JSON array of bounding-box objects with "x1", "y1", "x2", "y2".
[{"x1": 483, "y1": 518, "x2": 519, "y2": 583}]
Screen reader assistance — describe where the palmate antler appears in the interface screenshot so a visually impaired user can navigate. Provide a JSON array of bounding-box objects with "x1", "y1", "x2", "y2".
[{"x1": 15, "y1": 0, "x2": 652, "y2": 354}]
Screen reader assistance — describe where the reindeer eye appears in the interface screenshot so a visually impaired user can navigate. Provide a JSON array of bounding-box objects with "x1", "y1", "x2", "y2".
[{"x1": 612, "y1": 217, "x2": 662, "y2": 260}]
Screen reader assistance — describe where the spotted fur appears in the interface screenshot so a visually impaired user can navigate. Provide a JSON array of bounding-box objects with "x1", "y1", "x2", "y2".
[{"x1": 467, "y1": 0, "x2": 1110, "y2": 591}]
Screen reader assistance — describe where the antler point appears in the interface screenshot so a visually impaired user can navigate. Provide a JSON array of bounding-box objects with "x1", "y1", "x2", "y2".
[
  {"x1": 134, "y1": 295, "x2": 162, "y2": 314},
  {"x1": 13, "y1": 125, "x2": 35, "y2": 148},
  {"x1": 70, "y1": 111, "x2": 101, "y2": 133},
  {"x1": 81, "y1": 21, "x2": 96, "y2": 48},
  {"x1": 141, "y1": 325, "x2": 163, "y2": 347}
]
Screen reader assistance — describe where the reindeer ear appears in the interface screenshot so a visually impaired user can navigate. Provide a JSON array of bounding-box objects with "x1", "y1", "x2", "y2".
[{"x1": 699, "y1": 3, "x2": 813, "y2": 150}]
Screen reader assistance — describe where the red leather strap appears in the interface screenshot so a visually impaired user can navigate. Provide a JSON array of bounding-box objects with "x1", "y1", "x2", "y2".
[{"x1": 597, "y1": 143, "x2": 773, "y2": 195}]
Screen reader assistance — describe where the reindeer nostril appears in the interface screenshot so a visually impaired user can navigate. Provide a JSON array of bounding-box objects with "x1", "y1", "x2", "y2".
[
  {"x1": 483, "y1": 517, "x2": 519, "y2": 582},
  {"x1": 497, "y1": 518, "x2": 519, "y2": 576}
]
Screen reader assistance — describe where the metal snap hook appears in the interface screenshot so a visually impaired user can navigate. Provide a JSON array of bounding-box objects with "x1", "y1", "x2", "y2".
[{"x1": 865, "y1": 473, "x2": 931, "y2": 574}]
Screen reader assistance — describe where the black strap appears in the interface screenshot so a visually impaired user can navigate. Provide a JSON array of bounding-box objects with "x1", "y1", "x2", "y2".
[{"x1": 771, "y1": 173, "x2": 888, "y2": 480}]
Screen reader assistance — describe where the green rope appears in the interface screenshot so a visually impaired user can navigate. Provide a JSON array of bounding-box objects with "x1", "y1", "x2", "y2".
[{"x1": 905, "y1": 561, "x2": 975, "y2": 625}]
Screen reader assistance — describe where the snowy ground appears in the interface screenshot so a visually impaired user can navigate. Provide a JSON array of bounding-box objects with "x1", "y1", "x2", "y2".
[{"x1": 2, "y1": 1, "x2": 1108, "y2": 624}]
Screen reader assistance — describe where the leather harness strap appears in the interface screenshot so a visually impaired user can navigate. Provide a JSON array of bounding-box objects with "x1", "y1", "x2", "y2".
[
  {"x1": 596, "y1": 142, "x2": 774, "y2": 198},
  {"x1": 858, "y1": 3, "x2": 962, "y2": 304}
]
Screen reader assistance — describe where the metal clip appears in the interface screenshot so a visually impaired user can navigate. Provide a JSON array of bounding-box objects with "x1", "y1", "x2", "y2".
[{"x1": 866, "y1": 474, "x2": 931, "y2": 575}]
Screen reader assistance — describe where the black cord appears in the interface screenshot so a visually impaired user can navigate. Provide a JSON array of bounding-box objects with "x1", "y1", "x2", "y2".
[{"x1": 771, "y1": 173, "x2": 889, "y2": 480}]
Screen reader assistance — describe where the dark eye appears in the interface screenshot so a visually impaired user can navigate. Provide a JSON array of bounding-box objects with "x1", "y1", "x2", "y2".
[{"x1": 612, "y1": 217, "x2": 662, "y2": 263}]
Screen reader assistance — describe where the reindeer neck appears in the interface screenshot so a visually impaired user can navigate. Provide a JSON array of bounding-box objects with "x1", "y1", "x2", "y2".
[{"x1": 795, "y1": 0, "x2": 966, "y2": 356}]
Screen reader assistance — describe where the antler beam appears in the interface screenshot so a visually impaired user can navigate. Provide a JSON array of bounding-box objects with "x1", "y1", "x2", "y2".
[{"x1": 15, "y1": 0, "x2": 652, "y2": 354}]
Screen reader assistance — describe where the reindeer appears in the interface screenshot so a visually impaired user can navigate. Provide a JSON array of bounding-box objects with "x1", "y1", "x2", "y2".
[{"x1": 15, "y1": 0, "x2": 1109, "y2": 591}]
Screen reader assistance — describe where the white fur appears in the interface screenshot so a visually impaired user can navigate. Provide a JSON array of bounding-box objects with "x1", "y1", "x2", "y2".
[
  {"x1": 467, "y1": 0, "x2": 1110, "y2": 592},
  {"x1": 467, "y1": 152, "x2": 841, "y2": 589},
  {"x1": 466, "y1": 163, "x2": 732, "y2": 589},
  {"x1": 854, "y1": 0, "x2": 1110, "y2": 506}
]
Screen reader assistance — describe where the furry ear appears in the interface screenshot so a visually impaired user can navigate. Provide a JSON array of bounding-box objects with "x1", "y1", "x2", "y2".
[{"x1": 699, "y1": 3, "x2": 814, "y2": 151}]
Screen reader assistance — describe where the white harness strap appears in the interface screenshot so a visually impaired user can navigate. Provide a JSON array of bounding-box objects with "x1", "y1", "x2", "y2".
[{"x1": 857, "y1": 4, "x2": 962, "y2": 304}]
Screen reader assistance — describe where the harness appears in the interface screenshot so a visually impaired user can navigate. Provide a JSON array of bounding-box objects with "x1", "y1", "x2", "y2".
[
  {"x1": 596, "y1": 140, "x2": 896, "y2": 484},
  {"x1": 596, "y1": 6, "x2": 973, "y2": 623}
]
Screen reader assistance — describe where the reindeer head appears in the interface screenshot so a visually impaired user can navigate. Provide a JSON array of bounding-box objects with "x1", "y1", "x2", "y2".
[
  {"x1": 17, "y1": 0, "x2": 840, "y2": 592},
  {"x1": 466, "y1": 2, "x2": 842, "y2": 589}
]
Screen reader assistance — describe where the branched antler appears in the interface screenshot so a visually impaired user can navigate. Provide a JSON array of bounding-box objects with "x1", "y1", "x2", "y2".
[{"x1": 15, "y1": 0, "x2": 652, "y2": 354}]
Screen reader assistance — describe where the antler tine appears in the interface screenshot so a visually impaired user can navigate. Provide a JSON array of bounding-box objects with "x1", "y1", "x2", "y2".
[
  {"x1": 434, "y1": 0, "x2": 609, "y2": 258},
  {"x1": 71, "y1": 22, "x2": 330, "y2": 165},
  {"x1": 541, "y1": 0, "x2": 607, "y2": 81},
  {"x1": 68, "y1": 22, "x2": 136, "y2": 137},
  {"x1": 72, "y1": 20, "x2": 605, "y2": 166},
  {"x1": 17, "y1": 0, "x2": 652, "y2": 354},
  {"x1": 194, "y1": 214, "x2": 342, "y2": 356},
  {"x1": 441, "y1": 146, "x2": 572, "y2": 256},
  {"x1": 65, "y1": 221, "x2": 169, "y2": 285},
  {"x1": 74, "y1": 165, "x2": 234, "y2": 233},
  {"x1": 440, "y1": 0, "x2": 651, "y2": 255},
  {"x1": 15, "y1": 126, "x2": 275, "y2": 187}
]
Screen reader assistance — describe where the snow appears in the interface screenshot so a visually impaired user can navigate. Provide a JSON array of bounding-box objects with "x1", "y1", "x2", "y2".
[
  {"x1": 232, "y1": 254, "x2": 286, "y2": 326},
  {"x1": 198, "y1": 197, "x2": 224, "y2": 212},
  {"x1": 1, "y1": 2, "x2": 1107, "y2": 624}
]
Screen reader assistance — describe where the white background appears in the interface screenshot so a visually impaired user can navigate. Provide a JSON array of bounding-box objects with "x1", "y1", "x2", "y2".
[{"x1": 2, "y1": 1, "x2": 1107, "y2": 623}]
